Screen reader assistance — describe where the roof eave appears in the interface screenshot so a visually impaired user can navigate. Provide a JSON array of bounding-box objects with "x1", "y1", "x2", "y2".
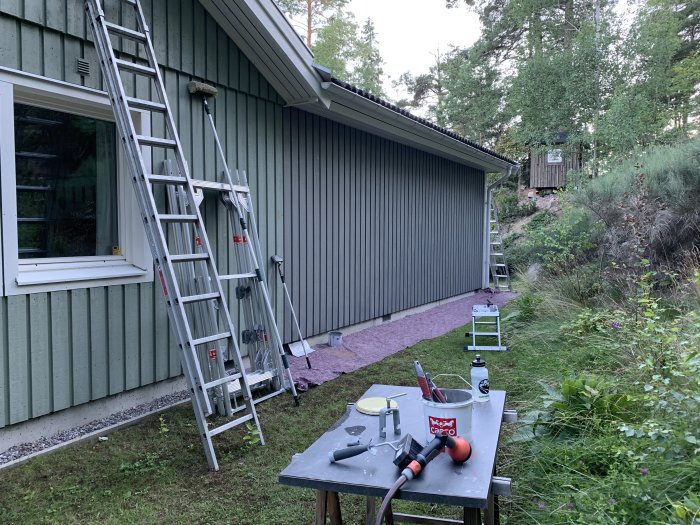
[
  {"x1": 200, "y1": 0, "x2": 330, "y2": 107},
  {"x1": 319, "y1": 82, "x2": 516, "y2": 173}
]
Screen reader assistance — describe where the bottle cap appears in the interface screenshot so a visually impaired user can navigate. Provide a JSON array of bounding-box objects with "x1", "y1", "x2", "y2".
[{"x1": 471, "y1": 354, "x2": 486, "y2": 367}]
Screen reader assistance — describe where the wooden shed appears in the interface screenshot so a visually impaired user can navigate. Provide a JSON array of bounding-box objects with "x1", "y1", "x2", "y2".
[{"x1": 529, "y1": 135, "x2": 581, "y2": 189}]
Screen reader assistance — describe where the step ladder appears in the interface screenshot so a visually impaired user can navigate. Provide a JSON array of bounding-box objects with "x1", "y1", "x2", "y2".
[
  {"x1": 488, "y1": 197, "x2": 512, "y2": 292},
  {"x1": 85, "y1": 0, "x2": 293, "y2": 471},
  {"x1": 464, "y1": 303, "x2": 507, "y2": 352}
]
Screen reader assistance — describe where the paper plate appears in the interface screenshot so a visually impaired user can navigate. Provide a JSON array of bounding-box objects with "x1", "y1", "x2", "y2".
[{"x1": 356, "y1": 397, "x2": 398, "y2": 416}]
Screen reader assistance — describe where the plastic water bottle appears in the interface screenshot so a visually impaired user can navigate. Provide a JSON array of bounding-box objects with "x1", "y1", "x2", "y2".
[{"x1": 471, "y1": 354, "x2": 489, "y2": 402}]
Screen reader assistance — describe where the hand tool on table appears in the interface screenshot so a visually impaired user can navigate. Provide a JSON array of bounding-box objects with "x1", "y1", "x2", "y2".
[
  {"x1": 374, "y1": 432, "x2": 473, "y2": 525},
  {"x1": 413, "y1": 360, "x2": 433, "y2": 400},
  {"x1": 425, "y1": 372, "x2": 447, "y2": 403},
  {"x1": 328, "y1": 433, "x2": 424, "y2": 469}
]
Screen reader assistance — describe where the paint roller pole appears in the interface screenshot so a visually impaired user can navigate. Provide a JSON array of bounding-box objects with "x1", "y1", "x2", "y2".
[
  {"x1": 271, "y1": 255, "x2": 312, "y2": 369},
  {"x1": 188, "y1": 81, "x2": 300, "y2": 405}
]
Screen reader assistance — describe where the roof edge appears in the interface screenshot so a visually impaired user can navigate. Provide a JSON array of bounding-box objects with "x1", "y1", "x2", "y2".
[{"x1": 321, "y1": 80, "x2": 517, "y2": 172}]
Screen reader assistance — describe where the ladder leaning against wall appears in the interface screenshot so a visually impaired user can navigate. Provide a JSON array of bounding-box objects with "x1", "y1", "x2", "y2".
[
  {"x1": 488, "y1": 195, "x2": 512, "y2": 292},
  {"x1": 85, "y1": 0, "x2": 297, "y2": 471}
]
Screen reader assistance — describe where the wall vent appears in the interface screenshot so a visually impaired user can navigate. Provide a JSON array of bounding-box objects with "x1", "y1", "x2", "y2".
[
  {"x1": 76, "y1": 58, "x2": 90, "y2": 77},
  {"x1": 382, "y1": 314, "x2": 392, "y2": 322}
]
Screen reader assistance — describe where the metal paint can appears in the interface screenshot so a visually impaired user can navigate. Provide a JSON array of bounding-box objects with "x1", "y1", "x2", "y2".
[{"x1": 328, "y1": 331, "x2": 343, "y2": 347}]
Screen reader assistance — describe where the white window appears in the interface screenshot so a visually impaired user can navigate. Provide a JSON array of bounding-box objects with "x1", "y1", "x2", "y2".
[
  {"x1": 0, "y1": 69, "x2": 152, "y2": 295},
  {"x1": 546, "y1": 149, "x2": 563, "y2": 164}
]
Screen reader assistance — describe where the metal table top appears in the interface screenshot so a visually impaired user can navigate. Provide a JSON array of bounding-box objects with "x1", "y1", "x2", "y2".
[{"x1": 279, "y1": 385, "x2": 506, "y2": 509}]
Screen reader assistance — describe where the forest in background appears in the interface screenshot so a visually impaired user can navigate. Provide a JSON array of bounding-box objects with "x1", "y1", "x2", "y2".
[{"x1": 275, "y1": 0, "x2": 699, "y2": 171}]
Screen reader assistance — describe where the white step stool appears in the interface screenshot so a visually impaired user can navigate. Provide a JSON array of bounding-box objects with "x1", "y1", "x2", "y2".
[{"x1": 465, "y1": 304, "x2": 507, "y2": 351}]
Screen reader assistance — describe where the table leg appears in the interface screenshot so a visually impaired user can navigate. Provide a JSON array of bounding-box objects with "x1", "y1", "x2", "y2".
[
  {"x1": 327, "y1": 491, "x2": 342, "y2": 525},
  {"x1": 483, "y1": 493, "x2": 496, "y2": 525},
  {"x1": 366, "y1": 497, "x2": 376, "y2": 525},
  {"x1": 369, "y1": 498, "x2": 396, "y2": 525},
  {"x1": 315, "y1": 490, "x2": 328, "y2": 525},
  {"x1": 463, "y1": 507, "x2": 481, "y2": 525},
  {"x1": 385, "y1": 500, "x2": 395, "y2": 525}
]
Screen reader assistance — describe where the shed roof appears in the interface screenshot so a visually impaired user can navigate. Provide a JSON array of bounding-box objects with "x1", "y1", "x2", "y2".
[{"x1": 199, "y1": 0, "x2": 517, "y2": 173}]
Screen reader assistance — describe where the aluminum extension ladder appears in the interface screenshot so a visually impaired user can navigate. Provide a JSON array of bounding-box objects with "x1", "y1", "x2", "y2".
[
  {"x1": 163, "y1": 161, "x2": 294, "y2": 409},
  {"x1": 488, "y1": 197, "x2": 512, "y2": 292},
  {"x1": 85, "y1": 0, "x2": 295, "y2": 470}
]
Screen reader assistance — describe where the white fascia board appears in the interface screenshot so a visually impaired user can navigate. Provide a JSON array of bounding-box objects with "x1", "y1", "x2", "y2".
[
  {"x1": 200, "y1": 0, "x2": 329, "y2": 108},
  {"x1": 318, "y1": 82, "x2": 515, "y2": 173}
]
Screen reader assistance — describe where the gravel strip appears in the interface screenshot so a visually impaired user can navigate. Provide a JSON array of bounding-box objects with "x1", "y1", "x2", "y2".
[
  {"x1": 0, "y1": 390, "x2": 191, "y2": 466},
  {"x1": 1, "y1": 290, "x2": 514, "y2": 467}
]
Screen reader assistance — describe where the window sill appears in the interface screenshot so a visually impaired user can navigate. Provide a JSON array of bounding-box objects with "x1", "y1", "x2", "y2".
[{"x1": 10, "y1": 259, "x2": 152, "y2": 293}]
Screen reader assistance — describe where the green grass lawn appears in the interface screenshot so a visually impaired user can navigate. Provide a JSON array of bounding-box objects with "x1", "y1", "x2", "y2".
[{"x1": 1, "y1": 295, "x2": 696, "y2": 524}]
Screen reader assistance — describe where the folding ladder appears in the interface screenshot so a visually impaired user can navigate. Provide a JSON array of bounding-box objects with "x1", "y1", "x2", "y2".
[
  {"x1": 465, "y1": 303, "x2": 508, "y2": 351},
  {"x1": 488, "y1": 197, "x2": 512, "y2": 292},
  {"x1": 85, "y1": 0, "x2": 294, "y2": 470}
]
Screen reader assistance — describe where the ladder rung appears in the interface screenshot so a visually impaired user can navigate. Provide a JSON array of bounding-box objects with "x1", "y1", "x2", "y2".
[
  {"x1": 495, "y1": 263, "x2": 507, "y2": 267},
  {"x1": 208, "y1": 413, "x2": 255, "y2": 438},
  {"x1": 180, "y1": 291, "x2": 220, "y2": 304},
  {"x1": 191, "y1": 179, "x2": 231, "y2": 192},
  {"x1": 203, "y1": 371, "x2": 242, "y2": 391},
  {"x1": 126, "y1": 96, "x2": 167, "y2": 113},
  {"x1": 474, "y1": 332, "x2": 500, "y2": 336},
  {"x1": 227, "y1": 371, "x2": 276, "y2": 396},
  {"x1": 170, "y1": 253, "x2": 209, "y2": 263},
  {"x1": 490, "y1": 252, "x2": 504, "y2": 257},
  {"x1": 158, "y1": 213, "x2": 198, "y2": 222},
  {"x1": 220, "y1": 272, "x2": 257, "y2": 281},
  {"x1": 104, "y1": 21, "x2": 147, "y2": 42},
  {"x1": 147, "y1": 174, "x2": 188, "y2": 185},
  {"x1": 114, "y1": 58, "x2": 156, "y2": 76},
  {"x1": 136, "y1": 135, "x2": 177, "y2": 148},
  {"x1": 191, "y1": 331, "x2": 232, "y2": 348},
  {"x1": 190, "y1": 179, "x2": 251, "y2": 194}
]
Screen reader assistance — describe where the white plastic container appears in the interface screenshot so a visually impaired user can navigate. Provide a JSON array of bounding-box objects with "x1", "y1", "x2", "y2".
[
  {"x1": 422, "y1": 387, "x2": 473, "y2": 442},
  {"x1": 470, "y1": 354, "x2": 490, "y2": 402}
]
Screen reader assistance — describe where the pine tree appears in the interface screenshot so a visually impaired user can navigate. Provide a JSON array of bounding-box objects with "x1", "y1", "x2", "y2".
[{"x1": 349, "y1": 19, "x2": 386, "y2": 96}]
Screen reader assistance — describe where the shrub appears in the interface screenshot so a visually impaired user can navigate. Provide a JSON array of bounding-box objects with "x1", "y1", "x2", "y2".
[
  {"x1": 574, "y1": 137, "x2": 700, "y2": 271},
  {"x1": 495, "y1": 191, "x2": 538, "y2": 223}
]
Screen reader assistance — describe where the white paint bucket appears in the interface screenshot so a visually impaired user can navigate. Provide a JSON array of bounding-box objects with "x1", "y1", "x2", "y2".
[{"x1": 422, "y1": 387, "x2": 473, "y2": 442}]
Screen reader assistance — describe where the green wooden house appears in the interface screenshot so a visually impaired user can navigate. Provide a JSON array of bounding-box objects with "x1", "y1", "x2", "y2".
[{"x1": 0, "y1": 0, "x2": 515, "y2": 436}]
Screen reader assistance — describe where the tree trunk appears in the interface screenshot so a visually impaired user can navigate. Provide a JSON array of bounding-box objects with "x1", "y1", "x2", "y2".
[{"x1": 307, "y1": 0, "x2": 312, "y2": 48}]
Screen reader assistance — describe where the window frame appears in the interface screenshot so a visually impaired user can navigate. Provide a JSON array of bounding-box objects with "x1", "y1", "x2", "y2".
[
  {"x1": 0, "y1": 68, "x2": 153, "y2": 296},
  {"x1": 546, "y1": 148, "x2": 563, "y2": 165}
]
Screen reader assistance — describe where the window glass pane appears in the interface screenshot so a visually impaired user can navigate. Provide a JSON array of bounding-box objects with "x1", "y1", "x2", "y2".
[{"x1": 14, "y1": 103, "x2": 118, "y2": 259}]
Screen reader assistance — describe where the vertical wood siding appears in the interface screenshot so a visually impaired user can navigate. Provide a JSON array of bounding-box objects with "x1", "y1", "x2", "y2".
[
  {"x1": 530, "y1": 149, "x2": 581, "y2": 188},
  {"x1": 282, "y1": 109, "x2": 485, "y2": 341},
  {"x1": 0, "y1": 0, "x2": 485, "y2": 428},
  {"x1": 0, "y1": 0, "x2": 284, "y2": 428}
]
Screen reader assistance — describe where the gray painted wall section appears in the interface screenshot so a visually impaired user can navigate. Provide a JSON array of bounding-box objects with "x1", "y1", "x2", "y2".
[
  {"x1": 0, "y1": 0, "x2": 284, "y2": 428},
  {"x1": 282, "y1": 109, "x2": 485, "y2": 341},
  {"x1": 0, "y1": 0, "x2": 485, "y2": 429}
]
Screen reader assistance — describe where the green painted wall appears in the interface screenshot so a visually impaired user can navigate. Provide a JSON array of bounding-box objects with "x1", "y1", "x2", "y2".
[
  {"x1": 0, "y1": 0, "x2": 285, "y2": 428},
  {"x1": 0, "y1": 0, "x2": 485, "y2": 429}
]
